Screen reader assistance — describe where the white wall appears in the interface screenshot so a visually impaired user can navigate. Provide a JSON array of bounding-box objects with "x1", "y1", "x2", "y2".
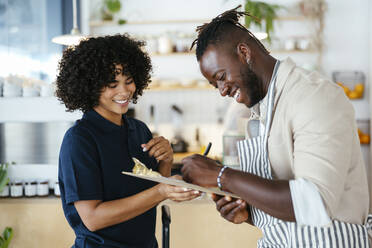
[
  {"x1": 323, "y1": 0, "x2": 370, "y2": 120},
  {"x1": 2, "y1": 0, "x2": 371, "y2": 161}
]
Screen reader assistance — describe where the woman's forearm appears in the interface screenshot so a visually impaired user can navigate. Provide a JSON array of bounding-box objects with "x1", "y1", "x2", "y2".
[
  {"x1": 75, "y1": 184, "x2": 165, "y2": 231},
  {"x1": 158, "y1": 160, "x2": 172, "y2": 177}
]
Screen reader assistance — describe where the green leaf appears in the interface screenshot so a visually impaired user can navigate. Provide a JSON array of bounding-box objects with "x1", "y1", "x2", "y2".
[
  {"x1": 118, "y1": 19, "x2": 126, "y2": 25},
  {"x1": 3, "y1": 227, "x2": 12, "y2": 241},
  {"x1": 2, "y1": 227, "x2": 13, "y2": 248},
  {"x1": 0, "y1": 171, "x2": 9, "y2": 193},
  {"x1": 0, "y1": 178, "x2": 9, "y2": 193},
  {"x1": 244, "y1": 0, "x2": 283, "y2": 43},
  {"x1": 0, "y1": 163, "x2": 9, "y2": 188},
  {"x1": 105, "y1": 0, "x2": 121, "y2": 13}
]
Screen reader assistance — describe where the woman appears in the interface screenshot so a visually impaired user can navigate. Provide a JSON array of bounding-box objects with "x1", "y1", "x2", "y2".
[{"x1": 56, "y1": 34, "x2": 200, "y2": 248}]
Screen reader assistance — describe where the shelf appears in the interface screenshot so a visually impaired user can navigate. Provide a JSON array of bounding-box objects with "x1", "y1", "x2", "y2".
[
  {"x1": 90, "y1": 15, "x2": 310, "y2": 27},
  {"x1": 147, "y1": 85, "x2": 214, "y2": 91},
  {"x1": 150, "y1": 52, "x2": 194, "y2": 57},
  {"x1": 90, "y1": 19, "x2": 210, "y2": 27},
  {"x1": 275, "y1": 15, "x2": 308, "y2": 21},
  {"x1": 147, "y1": 49, "x2": 317, "y2": 57},
  {"x1": 269, "y1": 49, "x2": 318, "y2": 54}
]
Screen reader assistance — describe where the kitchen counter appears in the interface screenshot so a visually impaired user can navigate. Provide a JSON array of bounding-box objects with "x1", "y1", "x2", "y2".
[{"x1": 0, "y1": 195, "x2": 262, "y2": 248}]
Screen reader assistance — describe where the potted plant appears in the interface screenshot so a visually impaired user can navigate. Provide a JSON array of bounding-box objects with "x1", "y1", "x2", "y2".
[
  {"x1": 101, "y1": 0, "x2": 126, "y2": 25},
  {"x1": 0, "y1": 163, "x2": 13, "y2": 248},
  {"x1": 244, "y1": 0, "x2": 282, "y2": 42}
]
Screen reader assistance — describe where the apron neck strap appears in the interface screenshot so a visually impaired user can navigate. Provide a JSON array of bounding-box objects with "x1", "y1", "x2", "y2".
[{"x1": 263, "y1": 60, "x2": 280, "y2": 140}]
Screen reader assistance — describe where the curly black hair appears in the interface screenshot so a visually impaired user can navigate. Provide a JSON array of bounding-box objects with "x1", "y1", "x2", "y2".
[{"x1": 56, "y1": 34, "x2": 152, "y2": 112}]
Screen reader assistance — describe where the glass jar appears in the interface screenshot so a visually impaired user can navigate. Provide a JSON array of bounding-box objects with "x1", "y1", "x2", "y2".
[
  {"x1": 24, "y1": 180, "x2": 37, "y2": 197},
  {"x1": 145, "y1": 35, "x2": 158, "y2": 54},
  {"x1": 0, "y1": 183, "x2": 9, "y2": 197},
  {"x1": 357, "y1": 119, "x2": 370, "y2": 145},
  {"x1": 10, "y1": 180, "x2": 23, "y2": 197},
  {"x1": 333, "y1": 71, "x2": 365, "y2": 100},
  {"x1": 37, "y1": 179, "x2": 49, "y2": 196},
  {"x1": 175, "y1": 32, "x2": 189, "y2": 53},
  {"x1": 54, "y1": 181, "x2": 60, "y2": 197},
  {"x1": 158, "y1": 33, "x2": 173, "y2": 54}
]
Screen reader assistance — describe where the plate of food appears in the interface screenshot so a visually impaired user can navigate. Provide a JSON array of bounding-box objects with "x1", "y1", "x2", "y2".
[{"x1": 122, "y1": 157, "x2": 239, "y2": 198}]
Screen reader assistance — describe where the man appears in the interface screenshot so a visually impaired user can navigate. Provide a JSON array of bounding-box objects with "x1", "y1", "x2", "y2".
[{"x1": 181, "y1": 6, "x2": 371, "y2": 247}]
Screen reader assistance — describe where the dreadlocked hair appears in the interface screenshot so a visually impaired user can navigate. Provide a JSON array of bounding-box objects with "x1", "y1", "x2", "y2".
[{"x1": 191, "y1": 5, "x2": 269, "y2": 61}]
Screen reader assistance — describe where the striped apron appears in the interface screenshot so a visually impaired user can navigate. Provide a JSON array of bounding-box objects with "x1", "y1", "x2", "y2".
[{"x1": 237, "y1": 62, "x2": 372, "y2": 247}]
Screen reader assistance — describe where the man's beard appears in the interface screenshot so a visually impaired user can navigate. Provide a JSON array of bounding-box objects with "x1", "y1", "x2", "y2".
[{"x1": 240, "y1": 66, "x2": 264, "y2": 108}]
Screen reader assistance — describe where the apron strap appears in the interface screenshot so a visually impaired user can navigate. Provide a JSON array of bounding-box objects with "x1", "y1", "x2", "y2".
[
  {"x1": 366, "y1": 214, "x2": 372, "y2": 230},
  {"x1": 366, "y1": 214, "x2": 372, "y2": 246},
  {"x1": 263, "y1": 60, "x2": 280, "y2": 143},
  {"x1": 365, "y1": 214, "x2": 372, "y2": 233}
]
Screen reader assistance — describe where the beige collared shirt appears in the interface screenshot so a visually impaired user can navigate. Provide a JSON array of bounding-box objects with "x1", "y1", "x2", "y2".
[{"x1": 247, "y1": 58, "x2": 369, "y2": 224}]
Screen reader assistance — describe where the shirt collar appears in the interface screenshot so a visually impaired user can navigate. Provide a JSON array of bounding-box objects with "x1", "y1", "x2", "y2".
[
  {"x1": 250, "y1": 59, "x2": 279, "y2": 119},
  {"x1": 83, "y1": 110, "x2": 136, "y2": 133},
  {"x1": 274, "y1": 57, "x2": 296, "y2": 106},
  {"x1": 250, "y1": 58, "x2": 296, "y2": 120}
]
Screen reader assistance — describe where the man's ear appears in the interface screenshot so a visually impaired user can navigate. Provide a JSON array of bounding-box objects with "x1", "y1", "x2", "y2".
[{"x1": 236, "y1": 43, "x2": 251, "y2": 64}]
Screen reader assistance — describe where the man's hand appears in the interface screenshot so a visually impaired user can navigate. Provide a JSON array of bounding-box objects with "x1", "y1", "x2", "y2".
[
  {"x1": 211, "y1": 194, "x2": 249, "y2": 224},
  {"x1": 142, "y1": 136, "x2": 173, "y2": 164},
  {"x1": 181, "y1": 154, "x2": 220, "y2": 187}
]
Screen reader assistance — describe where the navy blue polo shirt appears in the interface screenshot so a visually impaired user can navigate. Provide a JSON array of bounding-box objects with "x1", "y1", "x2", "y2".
[{"x1": 59, "y1": 110, "x2": 158, "y2": 248}]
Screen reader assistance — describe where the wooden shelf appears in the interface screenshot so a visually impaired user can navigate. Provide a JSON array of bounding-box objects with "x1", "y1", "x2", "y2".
[
  {"x1": 269, "y1": 49, "x2": 318, "y2": 54},
  {"x1": 149, "y1": 52, "x2": 195, "y2": 57},
  {"x1": 148, "y1": 49, "x2": 317, "y2": 57},
  {"x1": 275, "y1": 15, "x2": 308, "y2": 21},
  {"x1": 90, "y1": 15, "x2": 310, "y2": 27},
  {"x1": 90, "y1": 19, "x2": 210, "y2": 27},
  {"x1": 147, "y1": 85, "x2": 214, "y2": 91}
]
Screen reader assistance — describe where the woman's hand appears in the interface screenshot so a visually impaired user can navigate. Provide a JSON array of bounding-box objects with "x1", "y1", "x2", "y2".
[
  {"x1": 158, "y1": 175, "x2": 201, "y2": 202},
  {"x1": 211, "y1": 194, "x2": 249, "y2": 224},
  {"x1": 142, "y1": 136, "x2": 173, "y2": 164},
  {"x1": 181, "y1": 154, "x2": 220, "y2": 187}
]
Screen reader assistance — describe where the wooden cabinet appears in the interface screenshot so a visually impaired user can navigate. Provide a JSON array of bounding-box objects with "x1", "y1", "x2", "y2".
[{"x1": 0, "y1": 197, "x2": 262, "y2": 248}]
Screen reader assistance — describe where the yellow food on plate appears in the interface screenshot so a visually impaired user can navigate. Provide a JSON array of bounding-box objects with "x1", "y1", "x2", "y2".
[{"x1": 132, "y1": 157, "x2": 162, "y2": 177}]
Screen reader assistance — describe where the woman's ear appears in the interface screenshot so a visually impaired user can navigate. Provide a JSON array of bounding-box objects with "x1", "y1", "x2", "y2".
[{"x1": 236, "y1": 43, "x2": 251, "y2": 64}]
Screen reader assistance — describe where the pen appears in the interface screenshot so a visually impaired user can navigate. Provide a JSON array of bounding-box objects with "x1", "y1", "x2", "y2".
[{"x1": 203, "y1": 142, "x2": 212, "y2": 156}]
